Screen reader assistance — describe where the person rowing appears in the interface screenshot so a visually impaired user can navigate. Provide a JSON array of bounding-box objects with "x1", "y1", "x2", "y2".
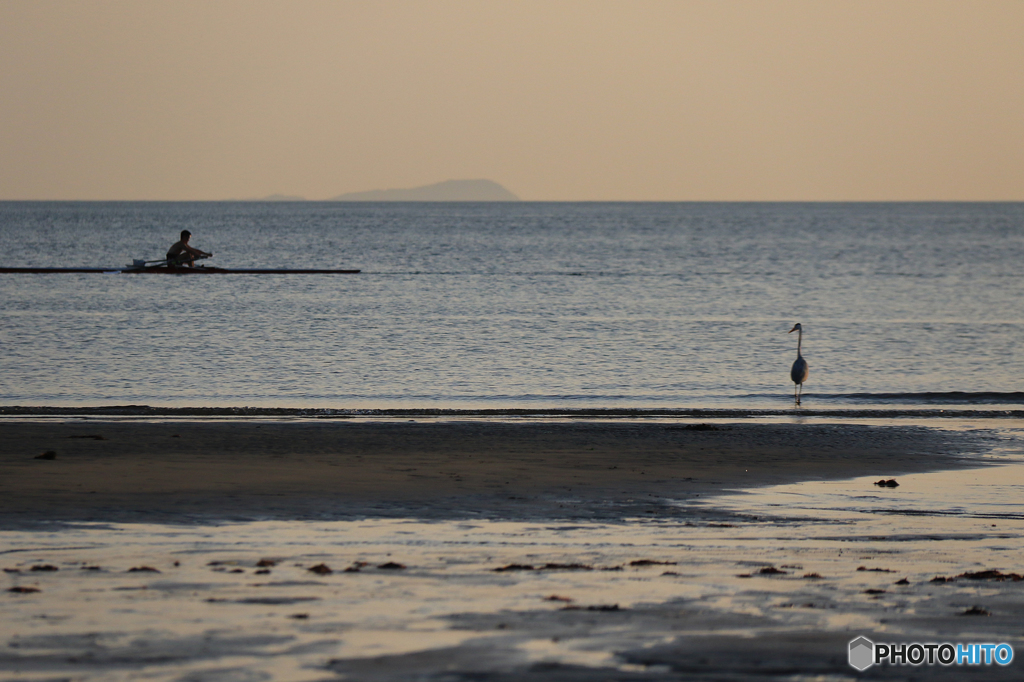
[{"x1": 166, "y1": 230, "x2": 211, "y2": 267}]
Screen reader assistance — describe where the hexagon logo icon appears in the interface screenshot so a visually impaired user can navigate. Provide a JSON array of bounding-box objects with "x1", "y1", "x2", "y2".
[{"x1": 849, "y1": 636, "x2": 875, "y2": 671}]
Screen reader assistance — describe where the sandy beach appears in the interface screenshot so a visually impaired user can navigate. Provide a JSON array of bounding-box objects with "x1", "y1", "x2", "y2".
[{"x1": 3, "y1": 419, "x2": 1024, "y2": 681}]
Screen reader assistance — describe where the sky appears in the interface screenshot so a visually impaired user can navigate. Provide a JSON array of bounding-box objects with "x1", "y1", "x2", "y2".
[{"x1": 1, "y1": 1, "x2": 1022, "y2": 201}]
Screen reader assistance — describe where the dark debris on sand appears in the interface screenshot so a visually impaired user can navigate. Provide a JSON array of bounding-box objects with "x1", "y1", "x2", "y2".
[
  {"x1": 737, "y1": 566, "x2": 789, "y2": 578},
  {"x1": 959, "y1": 569, "x2": 1024, "y2": 581},
  {"x1": 930, "y1": 569, "x2": 1024, "y2": 583},
  {"x1": 541, "y1": 563, "x2": 593, "y2": 571},
  {"x1": 494, "y1": 564, "x2": 535, "y2": 572},
  {"x1": 561, "y1": 604, "x2": 621, "y2": 611},
  {"x1": 493, "y1": 562, "x2": 597, "y2": 572}
]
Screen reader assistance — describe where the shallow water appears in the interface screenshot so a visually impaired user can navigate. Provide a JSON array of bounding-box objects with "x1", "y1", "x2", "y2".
[{"x1": 2, "y1": 201, "x2": 1023, "y2": 410}]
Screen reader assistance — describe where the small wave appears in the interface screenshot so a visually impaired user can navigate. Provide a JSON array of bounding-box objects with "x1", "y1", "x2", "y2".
[
  {"x1": 3, "y1": 405, "x2": 1024, "y2": 420},
  {"x1": 817, "y1": 392, "x2": 1024, "y2": 405}
]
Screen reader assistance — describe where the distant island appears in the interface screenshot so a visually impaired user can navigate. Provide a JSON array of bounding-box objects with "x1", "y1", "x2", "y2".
[
  {"x1": 258, "y1": 194, "x2": 307, "y2": 202},
  {"x1": 329, "y1": 179, "x2": 519, "y2": 202}
]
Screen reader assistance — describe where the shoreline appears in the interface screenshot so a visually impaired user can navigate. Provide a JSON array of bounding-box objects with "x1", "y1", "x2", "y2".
[
  {"x1": 3, "y1": 405, "x2": 1024, "y2": 420},
  {"x1": 0, "y1": 419, "x2": 996, "y2": 527}
]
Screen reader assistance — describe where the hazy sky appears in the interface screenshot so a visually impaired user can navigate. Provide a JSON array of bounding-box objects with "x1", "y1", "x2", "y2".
[{"x1": 1, "y1": 1, "x2": 1022, "y2": 201}]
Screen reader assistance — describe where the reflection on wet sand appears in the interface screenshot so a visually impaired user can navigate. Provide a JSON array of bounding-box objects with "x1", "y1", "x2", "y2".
[
  {"x1": 2, "y1": 421, "x2": 1023, "y2": 680},
  {"x1": 3, "y1": 461, "x2": 1024, "y2": 680}
]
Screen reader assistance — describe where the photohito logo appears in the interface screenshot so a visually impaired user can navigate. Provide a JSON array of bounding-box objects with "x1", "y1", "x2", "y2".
[{"x1": 849, "y1": 636, "x2": 1013, "y2": 671}]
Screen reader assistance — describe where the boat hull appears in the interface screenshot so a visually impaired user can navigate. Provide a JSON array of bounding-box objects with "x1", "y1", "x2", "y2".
[
  {"x1": 0, "y1": 266, "x2": 360, "y2": 274},
  {"x1": 129, "y1": 266, "x2": 361, "y2": 274}
]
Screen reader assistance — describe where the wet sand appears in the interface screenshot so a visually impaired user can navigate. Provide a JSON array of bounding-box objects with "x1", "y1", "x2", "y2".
[
  {"x1": 3, "y1": 419, "x2": 1022, "y2": 681},
  {"x1": 0, "y1": 419, "x2": 987, "y2": 525}
]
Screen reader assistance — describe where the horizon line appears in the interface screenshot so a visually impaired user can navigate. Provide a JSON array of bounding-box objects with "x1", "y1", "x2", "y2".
[{"x1": 3, "y1": 198, "x2": 1024, "y2": 204}]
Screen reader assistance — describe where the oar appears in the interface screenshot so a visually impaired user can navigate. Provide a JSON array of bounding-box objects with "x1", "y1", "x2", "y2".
[
  {"x1": 104, "y1": 254, "x2": 211, "y2": 275},
  {"x1": 144, "y1": 253, "x2": 212, "y2": 268},
  {"x1": 105, "y1": 258, "x2": 167, "y2": 274},
  {"x1": 175, "y1": 254, "x2": 213, "y2": 267},
  {"x1": 103, "y1": 262, "x2": 155, "y2": 274},
  {"x1": 142, "y1": 253, "x2": 214, "y2": 271}
]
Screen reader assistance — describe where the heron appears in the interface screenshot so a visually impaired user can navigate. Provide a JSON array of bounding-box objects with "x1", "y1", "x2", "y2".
[{"x1": 788, "y1": 323, "x2": 808, "y2": 406}]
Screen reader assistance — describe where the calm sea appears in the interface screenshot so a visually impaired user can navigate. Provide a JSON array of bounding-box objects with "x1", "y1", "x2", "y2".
[{"x1": 1, "y1": 201, "x2": 1022, "y2": 411}]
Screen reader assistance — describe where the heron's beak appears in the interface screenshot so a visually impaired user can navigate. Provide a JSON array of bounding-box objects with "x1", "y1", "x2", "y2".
[{"x1": 788, "y1": 325, "x2": 798, "y2": 333}]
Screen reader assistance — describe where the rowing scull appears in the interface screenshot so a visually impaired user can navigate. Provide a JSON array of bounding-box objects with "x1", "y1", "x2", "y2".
[{"x1": 0, "y1": 265, "x2": 360, "y2": 274}]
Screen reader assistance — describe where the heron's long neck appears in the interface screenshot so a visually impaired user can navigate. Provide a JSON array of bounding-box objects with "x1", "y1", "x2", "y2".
[{"x1": 797, "y1": 330, "x2": 803, "y2": 356}]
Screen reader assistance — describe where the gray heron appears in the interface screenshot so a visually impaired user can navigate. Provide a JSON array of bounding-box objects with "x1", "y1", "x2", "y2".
[{"x1": 788, "y1": 323, "x2": 808, "y2": 406}]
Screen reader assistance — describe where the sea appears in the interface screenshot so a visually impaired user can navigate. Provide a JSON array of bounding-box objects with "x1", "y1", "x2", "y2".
[{"x1": 1, "y1": 201, "x2": 1022, "y2": 413}]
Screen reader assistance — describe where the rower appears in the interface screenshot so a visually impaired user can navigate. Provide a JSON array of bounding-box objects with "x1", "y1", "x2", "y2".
[{"x1": 166, "y1": 230, "x2": 212, "y2": 267}]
